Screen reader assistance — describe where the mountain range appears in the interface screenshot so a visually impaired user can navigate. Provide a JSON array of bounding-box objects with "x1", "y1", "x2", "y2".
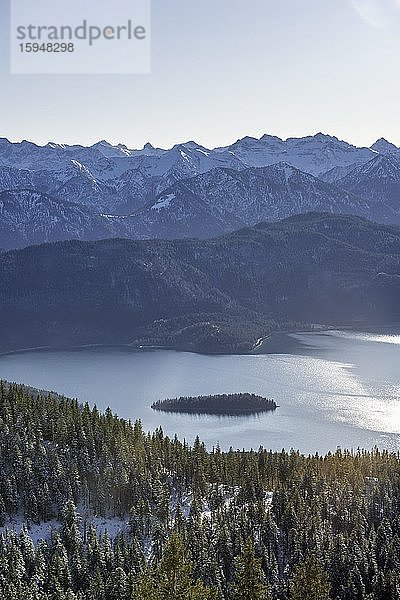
[
  {"x1": 1, "y1": 133, "x2": 400, "y2": 249},
  {"x1": 1, "y1": 213, "x2": 399, "y2": 353}
]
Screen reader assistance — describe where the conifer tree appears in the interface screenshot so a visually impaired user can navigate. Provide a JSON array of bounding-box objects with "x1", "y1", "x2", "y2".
[
  {"x1": 231, "y1": 537, "x2": 271, "y2": 600},
  {"x1": 107, "y1": 566, "x2": 129, "y2": 600},
  {"x1": 134, "y1": 568, "x2": 160, "y2": 600},
  {"x1": 156, "y1": 533, "x2": 210, "y2": 600},
  {"x1": 289, "y1": 556, "x2": 331, "y2": 600}
]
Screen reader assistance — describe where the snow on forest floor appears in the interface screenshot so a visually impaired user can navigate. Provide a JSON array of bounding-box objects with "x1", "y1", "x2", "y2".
[
  {"x1": 0, "y1": 514, "x2": 129, "y2": 545},
  {"x1": 0, "y1": 490, "x2": 273, "y2": 546},
  {"x1": 169, "y1": 487, "x2": 274, "y2": 521}
]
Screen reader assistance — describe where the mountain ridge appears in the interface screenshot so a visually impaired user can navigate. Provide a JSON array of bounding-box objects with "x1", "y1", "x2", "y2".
[{"x1": 1, "y1": 133, "x2": 400, "y2": 249}]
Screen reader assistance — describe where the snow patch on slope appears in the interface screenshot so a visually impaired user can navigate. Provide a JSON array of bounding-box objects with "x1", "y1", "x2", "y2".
[
  {"x1": 151, "y1": 193, "x2": 175, "y2": 211},
  {"x1": 0, "y1": 515, "x2": 129, "y2": 546}
]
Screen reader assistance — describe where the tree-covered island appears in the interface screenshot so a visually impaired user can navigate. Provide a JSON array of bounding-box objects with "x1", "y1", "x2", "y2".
[{"x1": 151, "y1": 393, "x2": 277, "y2": 415}]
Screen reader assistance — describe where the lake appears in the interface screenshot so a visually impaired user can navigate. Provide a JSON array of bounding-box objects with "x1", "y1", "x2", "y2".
[{"x1": 0, "y1": 330, "x2": 399, "y2": 454}]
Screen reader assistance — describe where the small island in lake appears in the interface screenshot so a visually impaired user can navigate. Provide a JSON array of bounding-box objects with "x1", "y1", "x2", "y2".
[{"x1": 151, "y1": 393, "x2": 277, "y2": 415}]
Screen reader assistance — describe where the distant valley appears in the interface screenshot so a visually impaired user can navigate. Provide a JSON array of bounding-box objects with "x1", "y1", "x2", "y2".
[{"x1": 1, "y1": 133, "x2": 400, "y2": 248}]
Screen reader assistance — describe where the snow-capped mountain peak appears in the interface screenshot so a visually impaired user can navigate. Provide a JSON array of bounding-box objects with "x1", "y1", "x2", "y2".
[
  {"x1": 1, "y1": 132, "x2": 400, "y2": 249},
  {"x1": 370, "y1": 138, "x2": 399, "y2": 156},
  {"x1": 343, "y1": 154, "x2": 400, "y2": 180}
]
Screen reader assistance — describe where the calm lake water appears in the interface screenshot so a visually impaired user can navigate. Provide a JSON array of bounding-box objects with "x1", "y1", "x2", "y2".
[{"x1": 0, "y1": 331, "x2": 399, "y2": 454}]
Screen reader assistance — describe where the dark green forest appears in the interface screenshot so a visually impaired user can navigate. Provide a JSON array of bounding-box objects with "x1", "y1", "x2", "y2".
[{"x1": 1, "y1": 382, "x2": 400, "y2": 599}]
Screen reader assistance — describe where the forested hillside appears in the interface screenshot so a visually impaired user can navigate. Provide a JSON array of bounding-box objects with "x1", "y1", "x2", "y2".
[
  {"x1": 1, "y1": 381, "x2": 400, "y2": 599},
  {"x1": 0, "y1": 213, "x2": 399, "y2": 354}
]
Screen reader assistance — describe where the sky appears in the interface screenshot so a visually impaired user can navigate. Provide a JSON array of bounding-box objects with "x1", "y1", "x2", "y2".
[{"x1": 1, "y1": 0, "x2": 400, "y2": 149}]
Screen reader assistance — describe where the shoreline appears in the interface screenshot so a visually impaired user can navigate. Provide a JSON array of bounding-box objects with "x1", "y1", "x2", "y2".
[
  {"x1": 0, "y1": 324, "x2": 399, "y2": 359},
  {"x1": 249, "y1": 325, "x2": 333, "y2": 353},
  {"x1": 0, "y1": 333, "x2": 319, "y2": 358}
]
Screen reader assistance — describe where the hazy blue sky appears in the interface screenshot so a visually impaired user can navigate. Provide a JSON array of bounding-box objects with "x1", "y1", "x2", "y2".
[{"x1": 1, "y1": 0, "x2": 400, "y2": 148}]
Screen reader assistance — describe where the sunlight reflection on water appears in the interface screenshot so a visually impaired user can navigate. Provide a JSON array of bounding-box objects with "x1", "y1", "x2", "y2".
[{"x1": 0, "y1": 330, "x2": 399, "y2": 453}]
